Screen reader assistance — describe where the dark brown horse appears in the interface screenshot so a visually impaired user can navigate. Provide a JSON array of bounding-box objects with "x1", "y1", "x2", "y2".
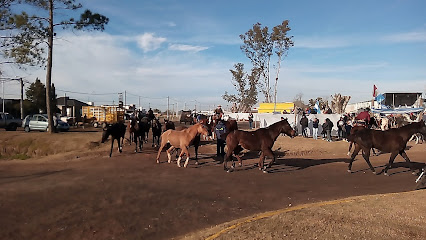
[
  {"x1": 347, "y1": 120, "x2": 426, "y2": 175},
  {"x1": 129, "y1": 118, "x2": 144, "y2": 152},
  {"x1": 224, "y1": 119, "x2": 296, "y2": 173},
  {"x1": 151, "y1": 118, "x2": 162, "y2": 147},
  {"x1": 156, "y1": 123, "x2": 210, "y2": 168},
  {"x1": 101, "y1": 122, "x2": 127, "y2": 157},
  {"x1": 347, "y1": 125, "x2": 378, "y2": 156}
]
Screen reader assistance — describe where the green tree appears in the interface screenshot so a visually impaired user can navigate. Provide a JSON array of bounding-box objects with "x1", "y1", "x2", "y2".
[
  {"x1": 240, "y1": 21, "x2": 293, "y2": 103},
  {"x1": 1, "y1": 0, "x2": 108, "y2": 133},
  {"x1": 26, "y1": 78, "x2": 46, "y2": 113},
  {"x1": 25, "y1": 78, "x2": 59, "y2": 114},
  {"x1": 222, "y1": 63, "x2": 258, "y2": 112}
]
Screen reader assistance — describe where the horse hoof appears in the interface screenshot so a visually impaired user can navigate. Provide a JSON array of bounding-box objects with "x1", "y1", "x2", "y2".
[
  {"x1": 383, "y1": 172, "x2": 388, "y2": 176},
  {"x1": 226, "y1": 169, "x2": 233, "y2": 173},
  {"x1": 263, "y1": 170, "x2": 268, "y2": 173},
  {"x1": 238, "y1": 163, "x2": 242, "y2": 167},
  {"x1": 373, "y1": 172, "x2": 377, "y2": 175},
  {"x1": 347, "y1": 152, "x2": 351, "y2": 156},
  {"x1": 347, "y1": 170, "x2": 352, "y2": 173},
  {"x1": 195, "y1": 162, "x2": 199, "y2": 165},
  {"x1": 156, "y1": 160, "x2": 160, "y2": 164},
  {"x1": 412, "y1": 172, "x2": 417, "y2": 175}
]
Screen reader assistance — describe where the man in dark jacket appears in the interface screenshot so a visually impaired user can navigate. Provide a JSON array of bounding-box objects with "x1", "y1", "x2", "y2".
[
  {"x1": 324, "y1": 118, "x2": 334, "y2": 142},
  {"x1": 300, "y1": 114, "x2": 309, "y2": 138},
  {"x1": 215, "y1": 120, "x2": 227, "y2": 159}
]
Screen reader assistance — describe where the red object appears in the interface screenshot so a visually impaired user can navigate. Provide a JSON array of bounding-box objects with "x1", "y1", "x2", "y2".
[
  {"x1": 356, "y1": 111, "x2": 371, "y2": 122},
  {"x1": 373, "y1": 85, "x2": 377, "y2": 97}
]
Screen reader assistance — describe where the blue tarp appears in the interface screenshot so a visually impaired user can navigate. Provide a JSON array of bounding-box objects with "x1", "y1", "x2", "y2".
[{"x1": 371, "y1": 107, "x2": 424, "y2": 115}]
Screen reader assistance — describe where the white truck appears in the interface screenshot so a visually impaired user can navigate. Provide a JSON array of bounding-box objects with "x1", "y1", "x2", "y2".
[{"x1": 0, "y1": 112, "x2": 22, "y2": 131}]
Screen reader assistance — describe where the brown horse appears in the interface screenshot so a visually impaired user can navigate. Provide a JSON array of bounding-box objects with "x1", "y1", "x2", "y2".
[
  {"x1": 156, "y1": 123, "x2": 209, "y2": 168},
  {"x1": 347, "y1": 120, "x2": 426, "y2": 175},
  {"x1": 224, "y1": 119, "x2": 296, "y2": 173}
]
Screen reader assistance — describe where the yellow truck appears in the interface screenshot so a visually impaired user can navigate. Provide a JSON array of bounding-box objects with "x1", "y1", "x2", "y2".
[{"x1": 82, "y1": 106, "x2": 125, "y2": 128}]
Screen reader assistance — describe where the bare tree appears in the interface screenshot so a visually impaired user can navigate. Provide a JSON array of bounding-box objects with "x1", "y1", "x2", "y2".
[
  {"x1": 240, "y1": 21, "x2": 293, "y2": 103},
  {"x1": 223, "y1": 63, "x2": 259, "y2": 112},
  {"x1": 330, "y1": 93, "x2": 351, "y2": 114}
]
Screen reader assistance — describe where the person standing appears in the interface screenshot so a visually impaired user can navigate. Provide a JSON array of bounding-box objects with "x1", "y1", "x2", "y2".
[
  {"x1": 248, "y1": 112, "x2": 254, "y2": 129},
  {"x1": 337, "y1": 117, "x2": 345, "y2": 140},
  {"x1": 300, "y1": 114, "x2": 309, "y2": 138},
  {"x1": 324, "y1": 118, "x2": 334, "y2": 142},
  {"x1": 215, "y1": 120, "x2": 227, "y2": 159},
  {"x1": 312, "y1": 117, "x2": 319, "y2": 140}
]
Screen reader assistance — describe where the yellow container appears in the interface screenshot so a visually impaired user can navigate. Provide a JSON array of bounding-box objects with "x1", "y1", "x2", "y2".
[{"x1": 258, "y1": 102, "x2": 294, "y2": 113}]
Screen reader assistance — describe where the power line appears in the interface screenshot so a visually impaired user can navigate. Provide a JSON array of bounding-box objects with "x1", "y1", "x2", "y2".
[{"x1": 56, "y1": 89, "x2": 119, "y2": 96}]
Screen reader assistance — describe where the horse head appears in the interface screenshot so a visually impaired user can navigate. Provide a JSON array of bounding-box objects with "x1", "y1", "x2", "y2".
[
  {"x1": 417, "y1": 119, "x2": 426, "y2": 136},
  {"x1": 196, "y1": 123, "x2": 209, "y2": 136},
  {"x1": 280, "y1": 119, "x2": 296, "y2": 138},
  {"x1": 101, "y1": 124, "x2": 112, "y2": 143}
]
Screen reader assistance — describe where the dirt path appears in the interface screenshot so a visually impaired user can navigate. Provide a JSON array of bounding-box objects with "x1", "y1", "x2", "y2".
[{"x1": 0, "y1": 125, "x2": 425, "y2": 240}]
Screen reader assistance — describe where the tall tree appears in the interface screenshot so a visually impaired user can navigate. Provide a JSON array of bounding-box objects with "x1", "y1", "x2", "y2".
[
  {"x1": 25, "y1": 77, "x2": 58, "y2": 114},
  {"x1": 1, "y1": 0, "x2": 108, "y2": 133},
  {"x1": 240, "y1": 21, "x2": 293, "y2": 103},
  {"x1": 222, "y1": 63, "x2": 258, "y2": 112}
]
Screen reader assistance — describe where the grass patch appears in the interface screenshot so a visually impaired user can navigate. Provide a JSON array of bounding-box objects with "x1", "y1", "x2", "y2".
[{"x1": 0, "y1": 153, "x2": 30, "y2": 160}]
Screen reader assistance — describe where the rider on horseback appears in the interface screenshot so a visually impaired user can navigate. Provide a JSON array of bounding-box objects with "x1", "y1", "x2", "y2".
[{"x1": 214, "y1": 105, "x2": 224, "y2": 121}]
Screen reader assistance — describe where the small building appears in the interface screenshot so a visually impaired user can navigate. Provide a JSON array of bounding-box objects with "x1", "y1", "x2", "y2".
[
  {"x1": 258, "y1": 102, "x2": 294, "y2": 113},
  {"x1": 383, "y1": 92, "x2": 422, "y2": 107},
  {"x1": 57, "y1": 97, "x2": 88, "y2": 122}
]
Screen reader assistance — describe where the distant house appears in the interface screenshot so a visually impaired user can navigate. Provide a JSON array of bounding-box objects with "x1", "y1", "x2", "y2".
[
  {"x1": 383, "y1": 92, "x2": 422, "y2": 107},
  {"x1": 57, "y1": 97, "x2": 88, "y2": 121}
]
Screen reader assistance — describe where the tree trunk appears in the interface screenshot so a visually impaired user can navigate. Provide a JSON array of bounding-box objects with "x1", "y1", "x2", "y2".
[{"x1": 46, "y1": 0, "x2": 54, "y2": 133}]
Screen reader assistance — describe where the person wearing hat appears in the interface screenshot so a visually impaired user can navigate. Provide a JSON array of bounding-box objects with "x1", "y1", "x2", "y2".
[{"x1": 214, "y1": 105, "x2": 224, "y2": 120}]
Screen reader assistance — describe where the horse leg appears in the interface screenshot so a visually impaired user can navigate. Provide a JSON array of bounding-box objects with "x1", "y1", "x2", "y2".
[
  {"x1": 265, "y1": 148, "x2": 276, "y2": 169},
  {"x1": 156, "y1": 141, "x2": 168, "y2": 164},
  {"x1": 347, "y1": 141, "x2": 353, "y2": 156},
  {"x1": 109, "y1": 139, "x2": 114, "y2": 157},
  {"x1": 348, "y1": 144, "x2": 361, "y2": 173},
  {"x1": 117, "y1": 138, "x2": 122, "y2": 153},
  {"x1": 134, "y1": 135, "x2": 138, "y2": 153},
  {"x1": 177, "y1": 149, "x2": 185, "y2": 168},
  {"x1": 399, "y1": 151, "x2": 417, "y2": 175},
  {"x1": 139, "y1": 135, "x2": 143, "y2": 151},
  {"x1": 361, "y1": 147, "x2": 376, "y2": 174},
  {"x1": 167, "y1": 146, "x2": 175, "y2": 163},
  {"x1": 258, "y1": 152, "x2": 265, "y2": 171},
  {"x1": 383, "y1": 152, "x2": 399, "y2": 176},
  {"x1": 183, "y1": 147, "x2": 191, "y2": 168}
]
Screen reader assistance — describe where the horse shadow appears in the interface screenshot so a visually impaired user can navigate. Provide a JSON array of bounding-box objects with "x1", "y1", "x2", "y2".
[
  {"x1": 0, "y1": 169, "x2": 72, "y2": 185},
  {"x1": 268, "y1": 157, "x2": 350, "y2": 174},
  {"x1": 375, "y1": 162, "x2": 426, "y2": 176}
]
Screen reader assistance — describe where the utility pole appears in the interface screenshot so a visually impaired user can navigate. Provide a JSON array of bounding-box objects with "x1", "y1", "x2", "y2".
[
  {"x1": 167, "y1": 96, "x2": 169, "y2": 119},
  {"x1": 124, "y1": 90, "x2": 126, "y2": 107},
  {"x1": 19, "y1": 78, "x2": 24, "y2": 119},
  {"x1": 176, "y1": 102, "x2": 179, "y2": 117},
  {"x1": 138, "y1": 96, "x2": 141, "y2": 110},
  {"x1": 2, "y1": 79, "x2": 4, "y2": 113}
]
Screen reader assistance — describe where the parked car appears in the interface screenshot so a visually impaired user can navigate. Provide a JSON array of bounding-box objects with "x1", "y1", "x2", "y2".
[
  {"x1": 0, "y1": 112, "x2": 22, "y2": 131},
  {"x1": 22, "y1": 114, "x2": 69, "y2": 132}
]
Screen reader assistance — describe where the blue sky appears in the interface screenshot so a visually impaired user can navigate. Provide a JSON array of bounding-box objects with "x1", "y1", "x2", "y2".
[{"x1": 2, "y1": 0, "x2": 426, "y2": 111}]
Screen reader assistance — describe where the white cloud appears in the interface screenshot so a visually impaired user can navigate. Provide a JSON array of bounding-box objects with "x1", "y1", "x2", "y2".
[
  {"x1": 168, "y1": 44, "x2": 209, "y2": 52},
  {"x1": 382, "y1": 30, "x2": 426, "y2": 43},
  {"x1": 136, "y1": 33, "x2": 167, "y2": 52}
]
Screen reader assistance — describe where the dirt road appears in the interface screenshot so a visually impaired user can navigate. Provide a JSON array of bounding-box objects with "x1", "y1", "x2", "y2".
[{"x1": 0, "y1": 124, "x2": 424, "y2": 239}]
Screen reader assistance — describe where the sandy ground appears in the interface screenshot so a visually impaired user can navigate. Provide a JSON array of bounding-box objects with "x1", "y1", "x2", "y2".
[{"x1": 0, "y1": 121, "x2": 425, "y2": 240}]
